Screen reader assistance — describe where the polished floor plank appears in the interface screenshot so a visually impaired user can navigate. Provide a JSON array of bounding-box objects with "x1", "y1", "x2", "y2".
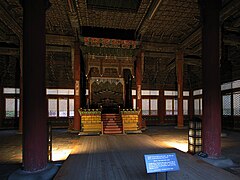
[{"x1": 54, "y1": 134, "x2": 239, "y2": 180}]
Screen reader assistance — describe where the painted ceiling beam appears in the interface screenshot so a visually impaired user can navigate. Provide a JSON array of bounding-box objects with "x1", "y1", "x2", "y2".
[
  {"x1": 0, "y1": 46, "x2": 71, "y2": 56},
  {"x1": 0, "y1": 47, "x2": 19, "y2": 56}
]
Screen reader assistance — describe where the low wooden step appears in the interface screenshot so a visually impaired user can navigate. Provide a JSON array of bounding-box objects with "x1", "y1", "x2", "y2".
[
  {"x1": 104, "y1": 130, "x2": 122, "y2": 134},
  {"x1": 102, "y1": 113, "x2": 122, "y2": 134},
  {"x1": 104, "y1": 127, "x2": 121, "y2": 131}
]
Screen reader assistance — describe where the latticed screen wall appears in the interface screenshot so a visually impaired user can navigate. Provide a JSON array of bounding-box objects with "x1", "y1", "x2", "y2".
[
  {"x1": 183, "y1": 100, "x2": 188, "y2": 115},
  {"x1": 165, "y1": 99, "x2": 178, "y2": 115},
  {"x1": 59, "y1": 99, "x2": 68, "y2": 117},
  {"x1": 142, "y1": 99, "x2": 158, "y2": 115},
  {"x1": 233, "y1": 92, "x2": 240, "y2": 116},
  {"x1": 48, "y1": 99, "x2": 57, "y2": 117},
  {"x1": 194, "y1": 98, "x2": 202, "y2": 115},
  {"x1": 166, "y1": 99, "x2": 173, "y2": 115},
  {"x1": 5, "y1": 98, "x2": 19, "y2": 118},
  {"x1": 150, "y1": 99, "x2": 158, "y2": 115},
  {"x1": 222, "y1": 94, "x2": 231, "y2": 115},
  {"x1": 69, "y1": 99, "x2": 74, "y2": 116},
  {"x1": 48, "y1": 98, "x2": 74, "y2": 118},
  {"x1": 142, "y1": 99, "x2": 149, "y2": 115}
]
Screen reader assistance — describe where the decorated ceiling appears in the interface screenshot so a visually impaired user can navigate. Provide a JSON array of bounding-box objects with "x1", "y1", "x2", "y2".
[{"x1": 0, "y1": 0, "x2": 240, "y2": 90}]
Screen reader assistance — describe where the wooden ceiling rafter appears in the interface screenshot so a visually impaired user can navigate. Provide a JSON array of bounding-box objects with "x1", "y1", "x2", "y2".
[
  {"x1": 0, "y1": 0, "x2": 239, "y2": 89},
  {"x1": 0, "y1": 3, "x2": 22, "y2": 40}
]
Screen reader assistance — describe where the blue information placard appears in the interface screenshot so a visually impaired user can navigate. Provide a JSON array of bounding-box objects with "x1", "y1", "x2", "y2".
[{"x1": 144, "y1": 153, "x2": 180, "y2": 173}]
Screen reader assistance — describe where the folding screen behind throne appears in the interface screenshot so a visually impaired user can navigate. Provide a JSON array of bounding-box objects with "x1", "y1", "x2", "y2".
[{"x1": 89, "y1": 77, "x2": 125, "y2": 109}]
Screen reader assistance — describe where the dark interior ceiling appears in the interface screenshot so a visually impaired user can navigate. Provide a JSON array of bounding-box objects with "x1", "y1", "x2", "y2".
[{"x1": 0, "y1": 0, "x2": 240, "y2": 90}]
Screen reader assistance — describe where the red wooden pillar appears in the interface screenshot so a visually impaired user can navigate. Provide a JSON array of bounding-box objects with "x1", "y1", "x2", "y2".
[
  {"x1": 159, "y1": 89, "x2": 165, "y2": 124},
  {"x1": 0, "y1": 86, "x2": 4, "y2": 127},
  {"x1": 73, "y1": 42, "x2": 81, "y2": 131},
  {"x1": 136, "y1": 51, "x2": 143, "y2": 129},
  {"x1": 19, "y1": 40, "x2": 23, "y2": 133},
  {"x1": 176, "y1": 51, "x2": 184, "y2": 127},
  {"x1": 22, "y1": 0, "x2": 50, "y2": 171},
  {"x1": 189, "y1": 90, "x2": 194, "y2": 120},
  {"x1": 200, "y1": 0, "x2": 221, "y2": 157}
]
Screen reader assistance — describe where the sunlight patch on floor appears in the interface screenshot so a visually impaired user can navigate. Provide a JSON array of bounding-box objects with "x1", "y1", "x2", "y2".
[
  {"x1": 52, "y1": 149, "x2": 72, "y2": 161},
  {"x1": 164, "y1": 141, "x2": 188, "y2": 152}
]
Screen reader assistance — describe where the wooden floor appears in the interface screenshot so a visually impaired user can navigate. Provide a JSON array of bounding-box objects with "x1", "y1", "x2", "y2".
[{"x1": 54, "y1": 134, "x2": 239, "y2": 180}]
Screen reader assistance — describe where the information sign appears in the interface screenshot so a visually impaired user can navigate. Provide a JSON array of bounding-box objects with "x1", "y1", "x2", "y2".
[{"x1": 144, "y1": 153, "x2": 180, "y2": 174}]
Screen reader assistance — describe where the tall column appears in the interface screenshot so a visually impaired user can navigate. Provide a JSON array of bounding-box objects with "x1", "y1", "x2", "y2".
[
  {"x1": 80, "y1": 71, "x2": 86, "y2": 108},
  {"x1": 124, "y1": 73, "x2": 129, "y2": 108},
  {"x1": 22, "y1": 0, "x2": 50, "y2": 171},
  {"x1": 200, "y1": 0, "x2": 221, "y2": 157},
  {"x1": 19, "y1": 40, "x2": 23, "y2": 133},
  {"x1": 73, "y1": 41, "x2": 81, "y2": 131},
  {"x1": 159, "y1": 89, "x2": 165, "y2": 124},
  {"x1": 124, "y1": 71, "x2": 132, "y2": 109},
  {"x1": 136, "y1": 51, "x2": 143, "y2": 129},
  {"x1": 189, "y1": 90, "x2": 194, "y2": 120},
  {"x1": 128, "y1": 75, "x2": 133, "y2": 108},
  {"x1": 176, "y1": 51, "x2": 184, "y2": 128},
  {"x1": 0, "y1": 86, "x2": 4, "y2": 127}
]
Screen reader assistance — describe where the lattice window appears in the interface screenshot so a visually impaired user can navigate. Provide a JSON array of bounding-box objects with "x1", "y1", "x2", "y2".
[
  {"x1": 193, "y1": 89, "x2": 202, "y2": 96},
  {"x1": 142, "y1": 90, "x2": 159, "y2": 96},
  {"x1": 164, "y1": 91, "x2": 178, "y2": 96},
  {"x1": 141, "y1": 99, "x2": 158, "y2": 115},
  {"x1": 166, "y1": 99, "x2": 178, "y2": 115},
  {"x1": 142, "y1": 99, "x2": 149, "y2": 115},
  {"x1": 183, "y1": 99, "x2": 188, "y2": 115},
  {"x1": 69, "y1": 99, "x2": 74, "y2": 117},
  {"x1": 194, "y1": 98, "x2": 202, "y2": 115},
  {"x1": 46, "y1": 89, "x2": 74, "y2": 95},
  {"x1": 150, "y1": 99, "x2": 158, "y2": 115},
  {"x1": 233, "y1": 92, "x2": 240, "y2": 116},
  {"x1": 59, "y1": 99, "x2": 68, "y2": 117},
  {"x1": 183, "y1": 91, "x2": 189, "y2": 96},
  {"x1": 166, "y1": 99, "x2": 173, "y2": 115},
  {"x1": 133, "y1": 98, "x2": 136, "y2": 109},
  {"x1": 222, "y1": 95, "x2": 231, "y2": 115},
  {"x1": 174, "y1": 99, "x2": 178, "y2": 115},
  {"x1": 132, "y1": 90, "x2": 136, "y2": 96},
  {"x1": 221, "y1": 83, "x2": 232, "y2": 90},
  {"x1": 3, "y1": 88, "x2": 20, "y2": 94},
  {"x1": 17, "y1": 99, "x2": 20, "y2": 117},
  {"x1": 5, "y1": 98, "x2": 15, "y2": 117},
  {"x1": 232, "y1": 80, "x2": 240, "y2": 89},
  {"x1": 48, "y1": 99, "x2": 57, "y2": 117}
]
